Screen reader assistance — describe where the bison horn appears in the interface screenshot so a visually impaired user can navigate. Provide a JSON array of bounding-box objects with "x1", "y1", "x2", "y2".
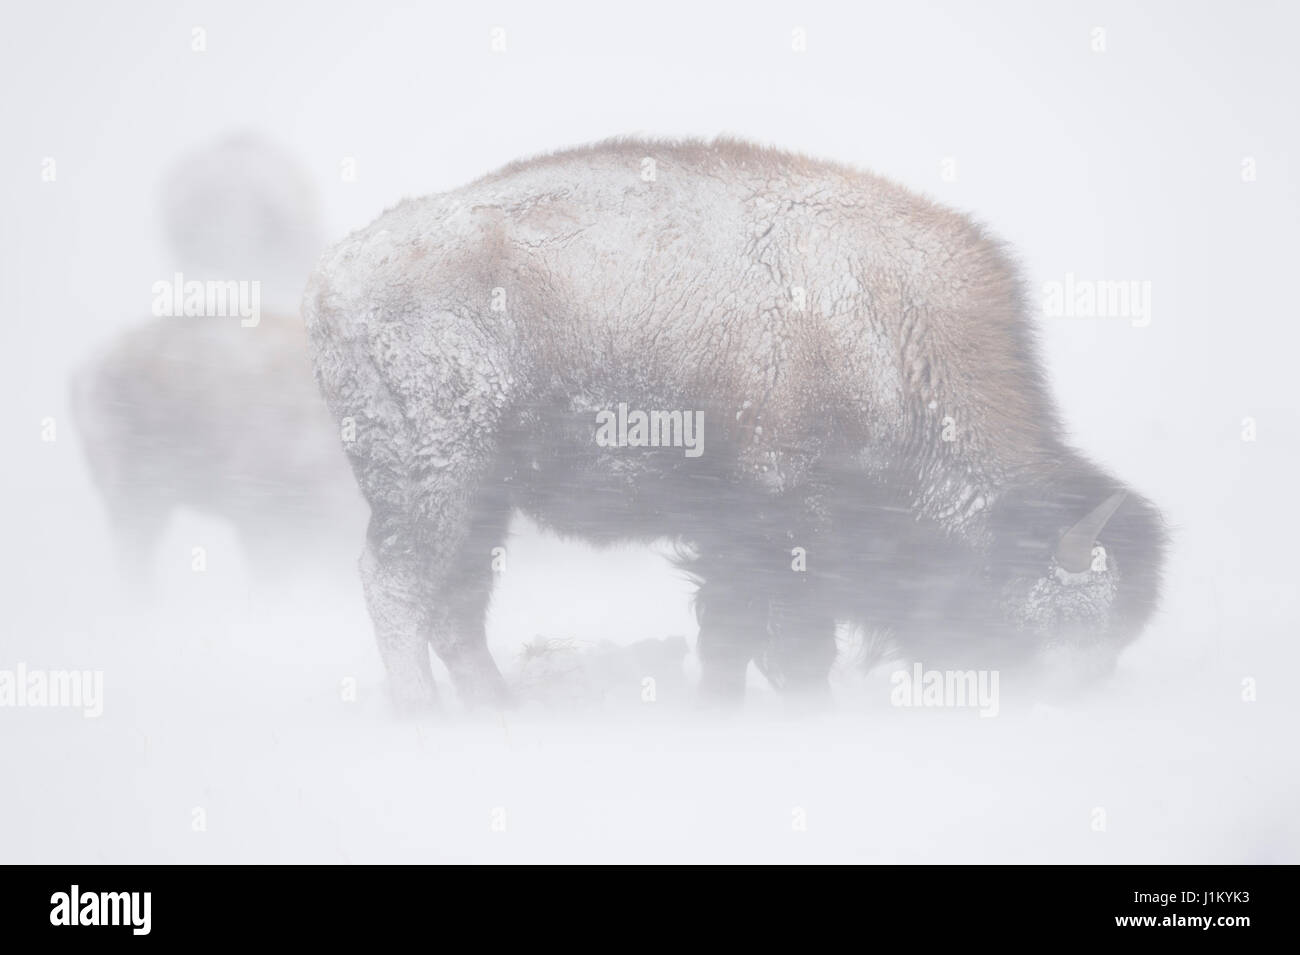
[{"x1": 1055, "y1": 491, "x2": 1127, "y2": 573}]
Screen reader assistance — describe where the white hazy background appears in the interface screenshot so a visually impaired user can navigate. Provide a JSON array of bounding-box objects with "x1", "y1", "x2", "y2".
[{"x1": 2, "y1": 0, "x2": 1297, "y2": 862}]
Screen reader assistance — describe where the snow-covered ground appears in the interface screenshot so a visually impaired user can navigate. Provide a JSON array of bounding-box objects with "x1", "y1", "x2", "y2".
[
  {"x1": 2, "y1": 0, "x2": 1297, "y2": 863},
  {"x1": 1, "y1": 495, "x2": 1296, "y2": 864}
]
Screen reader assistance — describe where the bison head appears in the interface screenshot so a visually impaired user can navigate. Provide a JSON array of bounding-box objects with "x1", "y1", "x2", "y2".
[{"x1": 983, "y1": 475, "x2": 1167, "y2": 688}]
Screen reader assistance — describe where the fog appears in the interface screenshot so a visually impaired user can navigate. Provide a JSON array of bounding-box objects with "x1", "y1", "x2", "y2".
[{"x1": 1, "y1": 0, "x2": 1296, "y2": 863}]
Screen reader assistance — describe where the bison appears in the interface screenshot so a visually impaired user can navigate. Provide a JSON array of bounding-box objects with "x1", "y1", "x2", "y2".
[
  {"x1": 71, "y1": 133, "x2": 363, "y2": 591},
  {"x1": 303, "y1": 137, "x2": 1166, "y2": 711},
  {"x1": 72, "y1": 310, "x2": 363, "y2": 590}
]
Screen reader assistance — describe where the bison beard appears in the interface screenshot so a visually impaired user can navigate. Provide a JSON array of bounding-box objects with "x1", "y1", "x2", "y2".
[{"x1": 303, "y1": 137, "x2": 1167, "y2": 713}]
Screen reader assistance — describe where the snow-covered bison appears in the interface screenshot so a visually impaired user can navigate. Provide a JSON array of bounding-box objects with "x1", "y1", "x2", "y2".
[{"x1": 303, "y1": 138, "x2": 1165, "y2": 711}]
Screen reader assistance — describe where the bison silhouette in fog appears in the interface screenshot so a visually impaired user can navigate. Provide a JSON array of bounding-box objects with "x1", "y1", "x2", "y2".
[
  {"x1": 72, "y1": 310, "x2": 363, "y2": 588},
  {"x1": 72, "y1": 134, "x2": 363, "y2": 590},
  {"x1": 304, "y1": 138, "x2": 1165, "y2": 712}
]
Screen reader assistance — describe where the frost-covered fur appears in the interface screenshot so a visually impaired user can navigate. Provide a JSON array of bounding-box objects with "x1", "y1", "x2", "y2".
[{"x1": 304, "y1": 137, "x2": 1166, "y2": 711}]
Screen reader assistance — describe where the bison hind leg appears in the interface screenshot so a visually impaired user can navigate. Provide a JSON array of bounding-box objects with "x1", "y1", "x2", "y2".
[
  {"x1": 359, "y1": 528, "x2": 443, "y2": 715},
  {"x1": 425, "y1": 482, "x2": 514, "y2": 709},
  {"x1": 360, "y1": 475, "x2": 514, "y2": 716}
]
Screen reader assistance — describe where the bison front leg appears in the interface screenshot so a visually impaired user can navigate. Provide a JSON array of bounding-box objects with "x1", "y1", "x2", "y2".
[
  {"x1": 692, "y1": 530, "x2": 836, "y2": 708},
  {"x1": 109, "y1": 501, "x2": 169, "y2": 601},
  {"x1": 753, "y1": 592, "x2": 837, "y2": 712},
  {"x1": 693, "y1": 575, "x2": 769, "y2": 706}
]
